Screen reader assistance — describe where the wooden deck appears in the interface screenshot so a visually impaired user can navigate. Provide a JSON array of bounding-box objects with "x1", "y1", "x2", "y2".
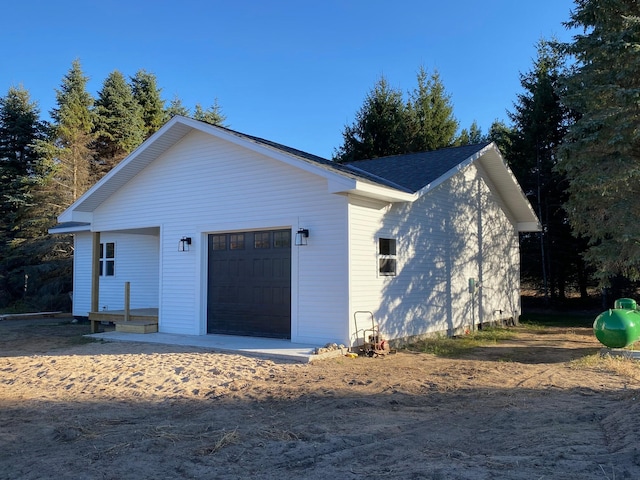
[{"x1": 88, "y1": 308, "x2": 159, "y2": 334}]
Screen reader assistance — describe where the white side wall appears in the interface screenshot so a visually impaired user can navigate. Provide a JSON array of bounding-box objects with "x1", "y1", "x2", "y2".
[
  {"x1": 348, "y1": 163, "x2": 521, "y2": 344},
  {"x1": 72, "y1": 232, "x2": 91, "y2": 317},
  {"x1": 72, "y1": 231, "x2": 159, "y2": 317},
  {"x1": 90, "y1": 130, "x2": 349, "y2": 342}
]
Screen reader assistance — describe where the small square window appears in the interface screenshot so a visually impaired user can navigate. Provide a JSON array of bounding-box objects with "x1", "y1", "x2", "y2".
[
  {"x1": 229, "y1": 233, "x2": 245, "y2": 250},
  {"x1": 212, "y1": 235, "x2": 226, "y2": 251},
  {"x1": 254, "y1": 232, "x2": 270, "y2": 249},
  {"x1": 379, "y1": 258, "x2": 397, "y2": 275},
  {"x1": 273, "y1": 230, "x2": 291, "y2": 248},
  {"x1": 379, "y1": 238, "x2": 396, "y2": 256}
]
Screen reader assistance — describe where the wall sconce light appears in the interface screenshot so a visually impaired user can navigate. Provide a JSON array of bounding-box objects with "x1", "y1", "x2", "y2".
[
  {"x1": 178, "y1": 236, "x2": 192, "y2": 252},
  {"x1": 295, "y1": 228, "x2": 309, "y2": 246}
]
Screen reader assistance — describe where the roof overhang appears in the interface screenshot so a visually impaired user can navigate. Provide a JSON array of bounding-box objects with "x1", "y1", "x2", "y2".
[
  {"x1": 417, "y1": 143, "x2": 541, "y2": 232},
  {"x1": 56, "y1": 116, "x2": 415, "y2": 224},
  {"x1": 58, "y1": 117, "x2": 196, "y2": 223},
  {"x1": 475, "y1": 144, "x2": 541, "y2": 232},
  {"x1": 48, "y1": 221, "x2": 91, "y2": 234},
  {"x1": 328, "y1": 177, "x2": 416, "y2": 202}
]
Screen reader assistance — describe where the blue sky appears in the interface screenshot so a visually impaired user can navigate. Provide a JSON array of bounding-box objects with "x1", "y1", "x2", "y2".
[{"x1": 3, "y1": 0, "x2": 576, "y2": 159}]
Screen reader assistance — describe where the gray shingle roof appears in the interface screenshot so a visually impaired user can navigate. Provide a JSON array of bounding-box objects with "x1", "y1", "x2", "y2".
[
  {"x1": 343, "y1": 142, "x2": 492, "y2": 193},
  {"x1": 218, "y1": 123, "x2": 489, "y2": 194}
]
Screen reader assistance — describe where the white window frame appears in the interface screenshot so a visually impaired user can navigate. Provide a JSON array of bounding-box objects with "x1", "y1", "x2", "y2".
[
  {"x1": 378, "y1": 237, "x2": 397, "y2": 276},
  {"x1": 100, "y1": 242, "x2": 116, "y2": 277}
]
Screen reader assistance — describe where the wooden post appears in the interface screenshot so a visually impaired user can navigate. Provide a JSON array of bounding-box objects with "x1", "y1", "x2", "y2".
[
  {"x1": 90, "y1": 232, "x2": 101, "y2": 333},
  {"x1": 124, "y1": 282, "x2": 130, "y2": 322}
]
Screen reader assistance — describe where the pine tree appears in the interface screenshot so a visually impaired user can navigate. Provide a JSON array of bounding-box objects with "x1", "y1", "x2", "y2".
[
  {"x1": 407, "y1": 67, "x2": 458, "y2": 151},
  {"x1": 193, "y1": 99, "x2": 227, "y2": 126},
  {"x1": 46, "y1": 59, "x2": 95, "y2": 206},
  {"x1": 334, "y1": 77, "x2": 409, "y2": 162},
  {"x1": 93, "y1": 70, "x2": 145, "y2": 180},
  {"x1": 0, "y1": 86, "x2": 44, "y2": 180},
  {"x1": 131, "y1": 69, "x2": 165, "y2": 138},
  {"x1": 164, "y1": 95, "x2": 190, "y2": 120},
  {"x1": 0, "y1": 86, "x2": 45, "y2": 234},
  {"x1": 486, "y1": 120, "x2": 513, "y2": 154},
  {"x1": 508, "y1": 40, "x2": 586, "y2": 300},
  {"x1": 557, "y1": 0, "x2": 640, "y2": 283},
  {"x1": 1, "y1": 61, "x2": 94, "y2": 310},
  {"x1": 0, "y1": 86, "x2": 47, "y2": 307},
  {"x1": 455, "y1": 121, "x2": 486, "y2": 146}
]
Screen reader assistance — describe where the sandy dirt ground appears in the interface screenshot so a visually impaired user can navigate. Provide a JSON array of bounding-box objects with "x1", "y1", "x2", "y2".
[{"x1": 1, "y1": 317, "x2": 639, "y2": 480}]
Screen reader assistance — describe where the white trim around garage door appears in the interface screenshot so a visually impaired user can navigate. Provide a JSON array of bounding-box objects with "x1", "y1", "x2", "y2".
[{"x1": 195, "y1": 216, "x2": 302, "y2": 339}]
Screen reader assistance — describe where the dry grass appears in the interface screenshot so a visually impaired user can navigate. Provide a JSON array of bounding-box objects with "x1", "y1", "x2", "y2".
[
  {"x1": 195, "y1": 428, "x2": 240, "y2": 456},
  {"x1": 403, "y1": 327, "x2": 515, "y2": 357},
  {"x1": 259, "y1": 428, "x2": 300, "y2": 441},
  {"x1": 571, "y1": 352, "x2": 640, "y2": 381}
]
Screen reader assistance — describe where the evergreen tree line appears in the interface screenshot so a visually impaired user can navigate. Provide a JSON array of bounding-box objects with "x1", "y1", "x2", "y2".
[
  {"x1": 333, "y1": 66, "x2": 488, "y2": 163},
  {"x1": 2, "y1": 0, "x2": 638, "y2": 312},
  {"x1": 0, "y1": 60, "x2": 226, "y2": 311},
  {"x1": 333, "y1": 56, "x2": 586, "y2": 302},
  {"x1": 334, "y1": 0, "x2": 640, "y2": 304}
]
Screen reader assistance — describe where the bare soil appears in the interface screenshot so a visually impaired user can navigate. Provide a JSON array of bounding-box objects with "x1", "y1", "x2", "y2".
[{"x1": 1, "y1": 317, "x2": 639, "y2": 479}]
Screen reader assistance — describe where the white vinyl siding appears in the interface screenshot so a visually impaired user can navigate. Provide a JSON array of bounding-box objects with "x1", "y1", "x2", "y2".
[
  {"x1": 72, "y1": 232, "x2": 92, "y2": 318},
  {"x1": 90, "y1": 131, "x2": 349, "y2": 341},
  {"x1": 71, "y1": 126, "x2": 523, "y2": 346},
  {"x1": 348, "y1": 163, "x2": 521, "y2": 344}
]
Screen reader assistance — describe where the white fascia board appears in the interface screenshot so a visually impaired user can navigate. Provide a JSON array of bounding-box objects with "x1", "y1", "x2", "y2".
[
  {"x1": 517, "y1": 221, "x2": 542, "y2": 232},
  {"x1": 476, "y1": 146, "x2": 540, "y2": 226},
  {"x1": 58, "y1": 210, "x2": 93, "y2": 224},
  {"x1": 48, "y1": 224, "x2": 91, "y2": 234},
  {"x1": 328, "y1": 177, "x2": 415, "y2": 202},
  {"x1": 327, "y1": 176, "x2": 357, "y2": 194},
  {"x1": 352, "y1": 181, "x2": 416, "y2": 202},
  {"x1": 55, "y1": 116, "x2": 190, "y2": 219}
]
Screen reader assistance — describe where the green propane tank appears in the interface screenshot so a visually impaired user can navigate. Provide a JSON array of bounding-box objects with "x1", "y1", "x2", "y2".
[
  {"x1": 614, "y1": 298, "x2": 637, "y2": 310},
  {"x1": 593, "y1": 302, "x2": 640, "y2": 348}
]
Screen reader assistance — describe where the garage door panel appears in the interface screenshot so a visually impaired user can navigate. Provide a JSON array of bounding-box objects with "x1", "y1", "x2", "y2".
[
  {"x1": 252, "y1": 258, "x2": 264, "y2": 277},
  {"x1": 207, "y1": 229, "x2": 291, "y2": 338}
]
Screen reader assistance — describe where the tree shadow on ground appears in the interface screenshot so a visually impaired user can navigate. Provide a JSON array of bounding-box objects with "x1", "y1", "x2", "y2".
[{"x1": 1, "y1": 387, "x2": 638, "y2": 480}]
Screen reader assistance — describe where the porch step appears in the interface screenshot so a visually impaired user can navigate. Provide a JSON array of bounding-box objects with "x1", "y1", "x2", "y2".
[
  {"x1": 115, "y1": 320, "x2": 158, "y2": 334},
  {"x1": 88, "y1": 309, "x2": 159, "y2": 333}
]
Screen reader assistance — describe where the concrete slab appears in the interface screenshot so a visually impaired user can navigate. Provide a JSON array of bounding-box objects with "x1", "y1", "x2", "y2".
[{"x1": 87, "y1": 331, "x2": 345, "y2": 363}]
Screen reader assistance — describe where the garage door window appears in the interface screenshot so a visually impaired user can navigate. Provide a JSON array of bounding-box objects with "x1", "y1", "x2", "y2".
[
  {"x1": 273, "y1": 230, "x2": 290, "y2": 248},
  {"x1": 229, "y1": 234, "x2": 245, "y2": 250},
  {"x1": 254, "y1": 232, "x2": 270, "y2": 249},
  {"x1": 212, "y1": 235, "x2": 226, "y2": 250}
]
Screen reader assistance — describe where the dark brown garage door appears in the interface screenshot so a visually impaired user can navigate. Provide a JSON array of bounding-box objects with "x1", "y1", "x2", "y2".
[{"x1": 207, "y1": 229, "x2": 291, "y2": 338}]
